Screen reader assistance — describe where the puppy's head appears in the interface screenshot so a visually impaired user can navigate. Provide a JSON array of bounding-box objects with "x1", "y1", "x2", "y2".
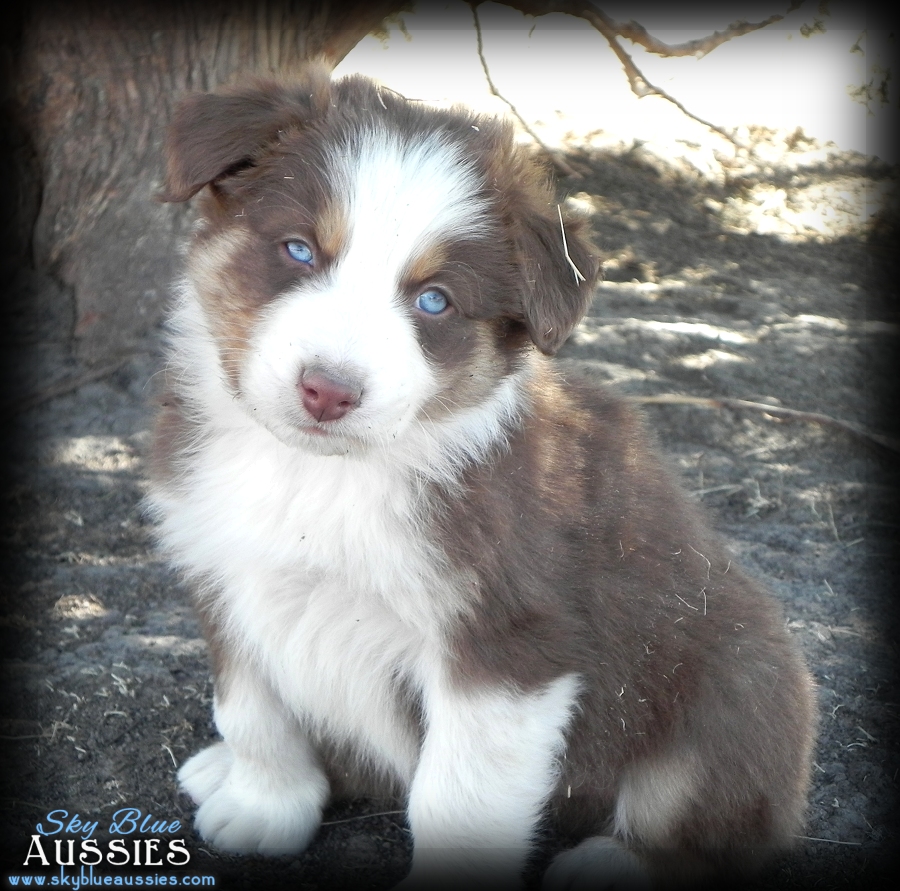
[{"x1": 161, "y1": 66, "x2": 598, "y2": 456}]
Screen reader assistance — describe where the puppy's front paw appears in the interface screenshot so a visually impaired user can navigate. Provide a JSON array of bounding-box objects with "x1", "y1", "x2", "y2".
[
  {"x1": 178, "y1": 743, "x2": 328, "y2": 856},
  {"x1": 178, "y1": 741, "x2": 233, "y2": 805},
  {"x1": 543, "y1": 837, "x2": 652, "y2": 891}
]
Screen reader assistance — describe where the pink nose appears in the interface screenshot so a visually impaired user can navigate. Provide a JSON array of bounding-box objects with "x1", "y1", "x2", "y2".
[{"x1": 298, "y1": 370, "x2": 362, "y2": 422}]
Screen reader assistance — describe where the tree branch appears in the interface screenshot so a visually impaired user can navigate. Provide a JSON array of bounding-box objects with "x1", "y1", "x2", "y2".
[
  {"x1": 469, "y1": 2, "x2": 581, "y2": 177},
  {"x1": 584, "y1": 5, "x2": 801, "y2": 60},
  {"x1": 588, "y1": 13, "x2": 737, "y2": 141},
  {"x1": 493, "y1": 0, "x2": 802, "y2": 143}
]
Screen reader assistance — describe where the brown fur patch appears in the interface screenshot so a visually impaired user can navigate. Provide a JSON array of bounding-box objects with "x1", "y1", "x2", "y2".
[
  {"x1": 316, "y1": 194, "x2": 349, "y2": 260},
  {"x1": 420, "y1": 320, "x2": 513, "y2": 423},
  {"x1": 148, "y1": 388, "x2": 193, "y2": 488},
  {"x1": 186, "y1": 228, "x2": 262, "y2": 390},
  {"x1": 427, "y1": 362, "x2": 815, "y2": 862},
  {"x1": 401, "y1": 241, "x2": 449, "y2": 289}
]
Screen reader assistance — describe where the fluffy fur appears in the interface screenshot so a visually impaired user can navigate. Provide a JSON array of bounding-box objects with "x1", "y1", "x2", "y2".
[{"x1": 149, "y1": 66, "x2": 816, "y2": 888}]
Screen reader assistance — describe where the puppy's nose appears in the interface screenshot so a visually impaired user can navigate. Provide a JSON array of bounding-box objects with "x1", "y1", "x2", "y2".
[{"x1": 298, "y1": 369, "x2": 362, "y2": 422}]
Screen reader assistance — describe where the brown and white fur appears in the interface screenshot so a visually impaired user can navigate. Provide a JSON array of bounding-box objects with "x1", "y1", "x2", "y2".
[{"x1": 149, "y1": 66, "x2": 816, "y2": 889}]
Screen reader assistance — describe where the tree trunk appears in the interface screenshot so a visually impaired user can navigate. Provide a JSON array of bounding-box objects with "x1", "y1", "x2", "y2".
[{"x1": 9, "y1": 0, "x2": 401, "y2": 367}]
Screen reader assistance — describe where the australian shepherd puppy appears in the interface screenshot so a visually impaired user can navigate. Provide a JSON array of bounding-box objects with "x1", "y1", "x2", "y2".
[{"x1": 149, "y1": 66, "x2": 815, "y2": 889}]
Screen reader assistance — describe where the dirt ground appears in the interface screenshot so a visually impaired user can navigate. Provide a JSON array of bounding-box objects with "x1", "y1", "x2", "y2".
[{"x1": 2, "y1": 129, "x2": 898, "y2": 890}]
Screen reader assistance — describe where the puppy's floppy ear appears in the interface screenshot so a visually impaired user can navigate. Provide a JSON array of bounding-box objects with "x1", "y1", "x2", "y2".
[
  {"x1": 158, "y1": 65, "x2": 332, "y2": 203},
  {"x1": 515, "y1": 206, "x2": 599, "y2": 355}
]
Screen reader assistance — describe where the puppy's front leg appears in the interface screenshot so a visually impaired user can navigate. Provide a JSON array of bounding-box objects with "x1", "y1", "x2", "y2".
[
  {"x1": 402, "y1": 673, "x2": 580, "y2": 889},
  {"x1": 178, "y1": 657, "x2": 329, "y2": 856}
]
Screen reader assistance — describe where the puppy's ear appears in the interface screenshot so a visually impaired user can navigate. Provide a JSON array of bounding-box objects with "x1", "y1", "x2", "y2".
[
  {"x1": 158, "y1": 66, "x2": 332, "y2": 203},
  {"x1": 515, "y1": 206, "x2": 599, "y2": 355}
]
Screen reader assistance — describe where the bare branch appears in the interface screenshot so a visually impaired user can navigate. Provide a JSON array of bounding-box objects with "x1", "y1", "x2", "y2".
[
  {"x1": 562, "y1": 4, "x2": 741, "y2": 142},
  {"x1": 493, "y1": 0, "x2": 802, "y2": 143},
  {"x1": 469, "y1": 2, "x2": 582, "y2": 177},
  {"x1": 586, "y1": 6, "x2": 799, "y2": 60}
]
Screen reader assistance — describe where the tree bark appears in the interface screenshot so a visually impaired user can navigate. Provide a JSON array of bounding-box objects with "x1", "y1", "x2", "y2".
[{"x1": 10, "y1": 0, "x2": 401, "y2": 365}]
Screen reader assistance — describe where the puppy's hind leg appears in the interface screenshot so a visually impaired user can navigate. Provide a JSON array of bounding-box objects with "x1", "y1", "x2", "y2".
[
  {"x1": 545, "y1": 734, "x2": 808, "y2": 890},
  {"x1": 543, "y1": 754, "x2": 703, "y2": 890},
  {"x1": 543, "y1": 837, "x2": 652, "y2": 891},
  {"x1": 179, "y1": 659, "x2": 329, "y2": 856}
]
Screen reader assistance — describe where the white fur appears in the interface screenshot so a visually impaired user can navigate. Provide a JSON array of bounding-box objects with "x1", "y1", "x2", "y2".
[
  {"x1": 406, "y1": 673, "x2": 581, "y2": 885},
  {"x1": 151, "y1": 122, "x2": 578, "y2": 879},
  {"x1": 327, "y1": 126, "x2": 492, "y2": 256}
]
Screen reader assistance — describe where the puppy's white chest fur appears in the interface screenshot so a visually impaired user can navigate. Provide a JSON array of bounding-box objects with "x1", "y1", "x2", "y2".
[{"x1": 163, "y1": 423, "x2": 452, "y2": 782}]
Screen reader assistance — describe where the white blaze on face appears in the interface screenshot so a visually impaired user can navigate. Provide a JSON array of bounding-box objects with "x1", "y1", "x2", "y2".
[
  {"x1": 239, "y1": 125, "x2": 491, "y2": 454},
  {"x1": 333, "y1": 127, "x2": 490, "y2": 275}
]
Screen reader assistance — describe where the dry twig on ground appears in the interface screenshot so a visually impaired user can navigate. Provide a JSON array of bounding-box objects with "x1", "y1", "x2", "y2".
[
  {"x1": 8, "y1": 358, "x2": 131, "y2": 417},
  {"x1": 629, "y1": 393, "x2": 900, "y2": 457}
]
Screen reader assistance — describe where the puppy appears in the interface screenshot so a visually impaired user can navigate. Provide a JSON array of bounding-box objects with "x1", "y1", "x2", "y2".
[{"x1": 149, "y1": 66, "x2": 816, "y2": 888}]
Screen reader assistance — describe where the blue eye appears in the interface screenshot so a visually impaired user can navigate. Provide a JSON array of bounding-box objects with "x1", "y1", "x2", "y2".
[
  {"x1": 415, "y1": 289, "x2": 449, "y2": 315},
  {"x1": 285, "y1": 241, "x2": 313, "y2": 265}
]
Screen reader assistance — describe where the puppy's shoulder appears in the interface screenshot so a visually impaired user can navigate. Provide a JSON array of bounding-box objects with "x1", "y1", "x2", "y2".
[{"x1": 525, "y1": 361, "x2": 661, "y2": 474}]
